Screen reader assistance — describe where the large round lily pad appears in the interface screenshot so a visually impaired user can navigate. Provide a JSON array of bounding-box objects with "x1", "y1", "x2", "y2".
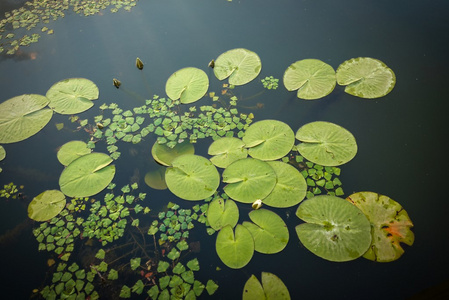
[
  {"x1": 216, "y1": 224, "x2": 254, "y2": 269},
  {"x1": 243, "y1": 272, "x2": 290, "y2": 300},
  {"x1": 346, "y1": 191, "x2": 414, "y2": 262},
  {"x1": 283, "y1": 59, "x2": 336, "y2": 100},
  {"x1": 295, "y1": 121, "x2": 357, "y2": 166},
  {"x1": 152, "y1": 140, "x2": 195, "y2": 166},
  {"x1": 295, "y1": 195, "x2": 372, "y2": 262},
  {"x1": 165, "y1": 154, "x2": 220, "y2": 201},
  {"x1": 207, "y1": 198, "x2": 239, "y2": 230},
  {"x1": 46, "y1": 78, "x2": 99, "y2": 114},
  {"x1": 165, "y1": 67, "x2": 209, "y2": 104},
  {"x1": 0, "y1": 94, "x2": 53, "y2": 144},
  {"x1": 213, "y1": 48, "x2": 262, "y2": 86},
  {"x1": 243, "y1": 120, "x2": 295, "y2": 161},
  {"x1": 57, "y1": 140, "x2": 91, "y2": 166},
  {"x1": 243, "y1": 209, "x2": 289, "y2": 254},
  {"x1": 59, "y1": 152, "x2": 116, "y2": 197},
  {"x1": 208, "y1": 137, "x2": 247, "y2": 168},
  {"x1": 222, "y1": 158, "x2": 277, "y2": 203},
  {"x1": 28, "y1": 190, "x2": 66, "y2": 221},
  {"x1": 336, "y1": 57, "x2": 396, "y2": 99},
  {"x1": 262, "y1": 161, "x2": 307, "y2": 208}
]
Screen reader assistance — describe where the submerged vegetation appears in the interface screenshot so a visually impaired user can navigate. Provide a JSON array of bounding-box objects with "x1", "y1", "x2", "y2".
[{"x1": 0, "y1": 46, "x2": 412, "y2": 299}]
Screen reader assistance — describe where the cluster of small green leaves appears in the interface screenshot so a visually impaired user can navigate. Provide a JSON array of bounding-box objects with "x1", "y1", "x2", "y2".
[
  {"x1": 32, "y1": 208, "x2": 82, "y2": 261},
  {"x1": 0, "y1": 0, "x2": 138, "y2": 55},
  {"x1": 261, "y1": 76, "x2": 279, "y2": 90},
  {"x1": 119, "y1": 241, "x2": 219, "y2": 299},
  {"x1": 0, "y1": 182, "x2": 22, "y2": 199},
  {"x1": 82, "y1": 183, "x2": 149, "y2": 246},
  {"x1": 40, "y1": 262, "x2": 100, "y2": 300},
  {"x1": 284, "y1": 154, "x2": 344, "y2": 198}
]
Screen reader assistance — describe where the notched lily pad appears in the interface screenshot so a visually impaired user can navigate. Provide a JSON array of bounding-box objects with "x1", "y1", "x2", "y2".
[
  {"x1": 28, "y1": 190, "x2": 66, "y2": 221},
  {"x1": 57, "y1": 140, "x2": 91, "y2": 166},
  {"x1": 346, "y1": 191, "x2": 414, "y2": 262},
  {"x1": 216, "y1": 224, "x2": 254, "y2": 269},
  {"x1": 152, "y1": 140, "x2": 195, "y2": 166},
  {"x1": 207, "y1": 198, "x2": 239, "y2": 230},
  {"x1": 243, "y1": 272, "x2": 290, "y2": 300},
  {"x1": 165, "y1": 67, "x2": 209, "y2": 104},
  {"x1": 208, "y1": 137, "x2": 247, "y2": 168}
]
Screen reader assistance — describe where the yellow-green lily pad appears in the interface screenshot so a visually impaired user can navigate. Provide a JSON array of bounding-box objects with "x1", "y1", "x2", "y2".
[{"x1": 28, "y1": 190, "x2": 66, "y2": 221}]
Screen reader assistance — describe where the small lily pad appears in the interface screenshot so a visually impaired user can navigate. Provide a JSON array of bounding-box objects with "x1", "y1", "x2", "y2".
[
  {"x1": 243, "y1": 209, "x2": 289, "y2": 254},
  {"x1": 243, "y1": 272, "x2": 290, "y2": 300},
  {"x1": 295, "y1": 121, "x2": 357, "y2": 166},
  {"x1": 28, "y1": 190, "x2": 66, "y2": 221},
  {"x1": 213, "y1": 48, "x2": 262, "y2": 86},
  {"x1": 0, "y1": 146, "x2": 5, "y2": 161},
  {"x1": 208, "y1": 137, "x2": 247, "y2": 168},
  {"x1": 165, "y1": 154, "x2": 220, "y2": 200},
  {"x1": 46, "y1": 78, "x2": 99, "y2": 114},
  {"x1": 295, "y1": 195, "x2": 372, "y2": 262},
  {"x1": 144, "y1": 168, "x2": 167, "y2": 190},
  {"x1": 151, "y1": 140, "x2": 195, "y2": 166},
  {"x1": 0, "y1": 94, "x2": 53, "y2": 144},
  {"x1": 216, "y1": 224, "x2": 254, "y2": 269},
  {"x1": 283, "y1": 59, "x2": 336, "y2": 100},
  {"x1": 243, "y1": 120, "x2": 295, "y2": 161},
  {"x1": 222, "y1": 158, "x2": 277, "y2": 203},
  {"x1": 57, "y1": 140, "x2": 91, "y2": 166},
  {"x1": 262, "y1": 161, "x2": 307, "y2": 208},
  {"x1": 346, "y1": 191, "x2": 414, "y2": 262},
  {"x1": 207, "y1": 198, "x2": 239, "y2": 230},
  {"x1": 336, "y1": 57, "x2": 396, "y2": 99},
  {"x1": 59, "y1": 152, "x2": 116, "y2": 197},
  {"x1": 165, "y1": 67, "x2": 209, "y2": 104}
]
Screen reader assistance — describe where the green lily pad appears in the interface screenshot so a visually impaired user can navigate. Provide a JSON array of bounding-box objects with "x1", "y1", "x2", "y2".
[
  {"x1": 295, "y1": 121, "x2": 357, "y2": 166},
  {"x1": 0, "y1": 94, "x2": 53, "y2": 144},
  {"x1": 0, "y1": 146, "x2": 5, "y2": 161},
  {"x1": 216, "y1": 224, "x2": 254, "y2": 269},
  {"x1": 336, "y1": 57, "x2": 396, "y2": 99},
  {"x1": 151, "y1": 140, "x2": 195, "y2": 166},
  {"x1": 144, "y1": 168, "x2": 167, "y2": 190},
  {"x1": 165, "y1": 154, "x2": 220, "y2": 201},
  {"x1": 346, "y1": 191, "x2": 414, "y2": 262},
  {"x1": 222, "y1": 158, "x2": 277, "y2": 203},
  {"x1": 57, "y1": 140, "x2": 91, "y2": 166},
  {"x1": 262, "y1": 161, "x2": 307, "y2": 208},
  {"x1": 213, "y1": 48, "x2": 262, "y2": 86},
  {"x1": 208, "y1": 137, "x2": 247, "y2": 168},
  {"x1": 165, "y1": 67, "x2": 209, "y2": 104},
  {"x1": 28, "y1": 190, "x2": 66, "y2": 221},
  {"x1": 207, "y1": 198, "x2": 239, "y2": 230},
  {"x1": 242, "y1": 120, "x2": 295, "y2": 161},
  {"x1": 59, "y1": 152, "x2": 116, "y2": 197},
  {"x1": 243, "y1": 272, "x2": 290, "y2": 300},
  {"x1": 283, "y1": 59, "x2": 336, "y2": 100},
  {"x1": 242, "y1": 209, "x2": 289, "y2": 254},
  {"x1": 295, "y1": 195, "x2": 372, "y2": 262},
  {"x1": 46, "y1": 78, "x2": 99, "y2": 114}
]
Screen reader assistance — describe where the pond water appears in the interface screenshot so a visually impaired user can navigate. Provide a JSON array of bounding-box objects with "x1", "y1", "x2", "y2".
[{"x1": 1, "y1": 0, "x2": 448, "y2": 299}]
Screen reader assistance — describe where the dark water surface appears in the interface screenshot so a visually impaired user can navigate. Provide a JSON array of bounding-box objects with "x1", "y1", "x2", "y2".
[{"x1": 1, "y1": 0, "x2": 448, "y2": 299}]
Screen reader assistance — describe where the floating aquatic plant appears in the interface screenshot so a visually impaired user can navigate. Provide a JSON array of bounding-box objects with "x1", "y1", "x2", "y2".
[
  {"x1": 242, "y1": 272, "x2": 290, "y2": 300},
  {"x1": 213, "y1": 48, "x2": 262, "y2": 85},
  {"x1": 261, "y1": 76, "x2": 279, "y2": 90}
]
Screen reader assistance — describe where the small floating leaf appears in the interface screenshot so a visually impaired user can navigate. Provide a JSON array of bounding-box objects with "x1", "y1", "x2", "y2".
[{"x1": 0, "y1": 146, "x2": 5, "y2": 161}]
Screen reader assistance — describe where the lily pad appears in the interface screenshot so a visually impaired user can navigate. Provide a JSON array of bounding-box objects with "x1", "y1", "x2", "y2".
[
  {"x1": 59, "y1": 152, "x2": 116, "y2": 197},
  {"x1": 295, "y1": 121, "x2": 357, "y2": 166},
  {"x1": 283, "y1": 59, "x2": 336, "y2": 100},
  {"x1": 207, "y1": 198, "x2": 239, "y2": 230},
  {"x1": 165, "y1": 154, "x2": 220, "y2": 201},
  {"x1": 0, "y1": 94, "x2": 53, "y2": 144},
  {"x1": 346, "y1": 191, "x2": 414, "y2": 262},
  {"x1": 262, "y1": 161, "x2": 307, "y2": 208},
  {"x1": 216, "y1": 224, "x2": 254, "y2": 269},
  {"x1": 243, "y1": 272, "x2": 290, "y2": 300},
  {"x1": 46, "y1": 78, "x2": 99, "y2": 114},
  {"x1": 0, "y1": 146, "x2": 5, "y2": 161},
  {"x1": 28, "y1": 190, "x2": 66, "y2": 221},
  {"x1": 213, "y1": 48, "x2": 262, "y2": 86},
  {"x1": 243, "y1": 120, "x2": 295, "y2": 161},
  {"x1": 336, "y1": 57, "x2": 396, "y2": 99},
  {"x1": 165, "y1": 67, "x2": 209, "y2": 104},
  {"x1": 57, "y1": 140, "x2": 91, "y2": 166},
  {"x1": 243, "y1": 209, "x2": 289, "y2": 254},
  {"x1": 144, "y1": 168, "x2": 167, "y2": 190},
  {"x1": 295, "y1": 195, "x2": 372, "y2": 262},
  {"x1": 151, "y1": 140, "x2": 195, "y2": 166},
  {"x1": 208, "y1": 137, "x2": 247, "y2": 168},
  {"x1": 222, "y1": 158, "x2": 277, "y2": 203}
]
